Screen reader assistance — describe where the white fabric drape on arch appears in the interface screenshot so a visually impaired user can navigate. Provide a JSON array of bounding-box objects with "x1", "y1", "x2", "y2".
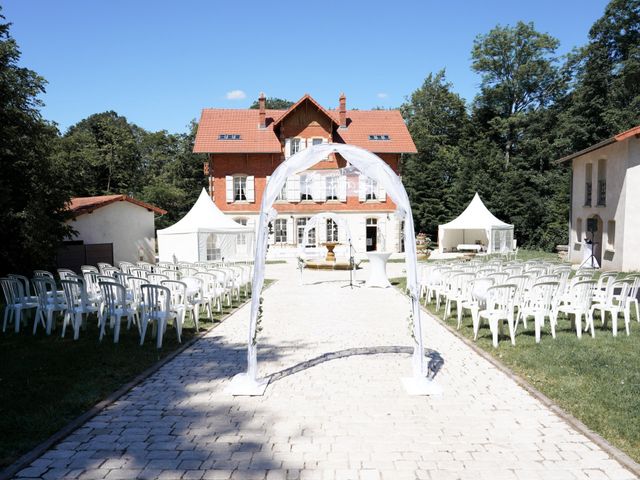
[{"x1": 227, "y1": 143, "x2": 440, "y2": 396}]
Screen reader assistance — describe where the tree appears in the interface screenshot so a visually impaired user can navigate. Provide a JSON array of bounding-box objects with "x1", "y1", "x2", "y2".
[
  {"x1": 400, "y1": 71, "x2": 468, "y2": 236},
  {"x1": 0, "y1": 10, "x2": 73, "y2": 274},
  {"x1": 249, "y1": 97, "x2": 294, "y2": 109},
  {"x1": 471, "y1": 22, "x2": 563, "y2": 166},
  {"x1": 55, "y1": 111, "x2": 142, "y2": 196},
  {"x1": 558, "y1": 0, "x2": 640, "y2": 150}
]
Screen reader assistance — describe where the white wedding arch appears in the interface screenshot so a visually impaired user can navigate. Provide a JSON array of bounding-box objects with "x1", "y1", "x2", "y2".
[
  {"x1": 226, "y1": 143, "x2": 442, "y2": 396},
  {"x1": 299, "y1": 211, "x2": 352, "y2": 253}
]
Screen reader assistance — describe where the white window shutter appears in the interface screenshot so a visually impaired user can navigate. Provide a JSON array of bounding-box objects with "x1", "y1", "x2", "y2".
[
  {"x1": 284, "y1": 138, "x2": 291, "y2": 158},
  {"x1": 358, "y1": 175, "x2": 367, "y2": 202},
  {"x1": 288, "y1": 175, "x2": 301, "y2": 202},
  {"x1": 300, "y1": 138, "x2": 307, "y2": 150},
  {"x1": 246, "y1": 176, "x2": 255, "y2": 202},
  {"x1": 286, "y1": 218, "x2": 294, "y2": 244},
  {"x1": 322, "y1": 137, "x2": 328, "y2": 143},
  {"x1": 314, "y1": 175, "x2": 326, "y2": 202},
  {"x1": 225, "y1": 176, "x2": 233, "y2": 203},
  {"x1": 338, "y1": 176, "x2": 347, "y2": 202},
  {"x1": 378, "y1": 182, "x2": 387, "y2": 201}
]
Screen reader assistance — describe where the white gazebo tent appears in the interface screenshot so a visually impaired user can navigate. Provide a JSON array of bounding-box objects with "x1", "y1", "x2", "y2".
[
  {"x1": 438, "y1": 193, "x2": 514, "y2": 254},
  {"x1": 157, "y1": 189, "x2": 254, "y2": 263},
  {"x1": 225, "y1": 143, "x2": 442, "y2": 397}
]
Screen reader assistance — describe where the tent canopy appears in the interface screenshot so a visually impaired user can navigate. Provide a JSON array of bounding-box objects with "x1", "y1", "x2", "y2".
[
  {"x1": 158, "y1": 189, "x2": 252, "y2": 235},
  {"x1": 157, "y1": 189, "x2": 253, "y2": 263},
  {"x1": 438, "y1": 193, "x2": 514, "y2": 253}
]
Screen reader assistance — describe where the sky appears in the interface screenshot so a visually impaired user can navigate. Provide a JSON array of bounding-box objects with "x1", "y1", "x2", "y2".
[{"x1": 4, "y1": 0, "x2": 610, "y2": 134}]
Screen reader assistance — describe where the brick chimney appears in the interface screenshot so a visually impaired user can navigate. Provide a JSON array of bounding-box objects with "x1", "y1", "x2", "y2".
[
  {"x1": 339, "y1": 93, "x2": 347, "y2": 128},
  {"x1": 258, "y1": 92, "x2": 266, "y2": 129}
]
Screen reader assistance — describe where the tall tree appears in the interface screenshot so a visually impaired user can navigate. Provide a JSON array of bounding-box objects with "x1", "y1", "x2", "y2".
[
  {"x1": 400, "y1": 71, "x2": 468, "y2": 237},
  {"x1": 471, "y1": 22, "x2": 563, "y2": 166},
  {"x1": 0, "y1": 11, "x2": 73, "y2": 274},
  {"x1": 249, "y1": 97, "x2": 294, "y2": 109}
]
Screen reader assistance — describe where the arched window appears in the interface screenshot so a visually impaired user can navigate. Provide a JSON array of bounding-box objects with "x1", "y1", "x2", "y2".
[{"x1": 326, "y1": 219, "x2": 339, "y2": 242}]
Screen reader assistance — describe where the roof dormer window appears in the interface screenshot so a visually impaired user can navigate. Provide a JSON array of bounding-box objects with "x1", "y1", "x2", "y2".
[
  {"x1": 218, "y1": 134, "x2": 241, "y2": 140},
  {"x1": 369, "y1": 134, "x2": 390, "y2": 141}
]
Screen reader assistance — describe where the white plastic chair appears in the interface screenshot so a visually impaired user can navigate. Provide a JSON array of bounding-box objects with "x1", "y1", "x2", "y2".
[
  {"x1": 624, "y1": 274, "x2": 640, "y2": 324},
  {"x1": 592, "y1": 272, "x2": 619, "y2": 304},
  {"x1": 591, "y1": 280, "x2": 631, "y2": 337},
  {"x1": 478, "y1": 284, "x2": 518, "y2": 348},
  {"x1": 519, "y1": 281, "x2": 560, "y2": 343},
  {"x1": 194, "y1": 272, "x2": 220, "y2": 317},
  {"x1": 147, "y1": 273, "x2": 169, "y2": 285},
  {"x1": 98, "y1": 280, "x2": 136, "y2": 343},
  {"x1": 33, "y1": 277, "x2": 67, "y2": 335},
  {"x1": 160, "y1": 280, "x2": 186, "y2": 340},
  {"x1": 1, "y1": 277, "x2": 38, "y2": 333},
  {"x1": 139, "y1": 284, "x2": 178, "y2": 348},
  {"x1": 181, "y1": 276, "x2": 204, "y2": 330},
  {"x1": 60, "y1": 277, "x2": 99, "y2": 340},
  {"x1": 556, "y1": 280, "x2": 596, "y2": 339},
  {"x1": 444, "y1": 272, "x2": 474, "y2": 321}
]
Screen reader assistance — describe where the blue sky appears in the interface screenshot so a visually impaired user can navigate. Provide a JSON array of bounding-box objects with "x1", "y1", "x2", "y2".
[{"x1": 5, "y1": 0, "x2": 609, "y2": 134}]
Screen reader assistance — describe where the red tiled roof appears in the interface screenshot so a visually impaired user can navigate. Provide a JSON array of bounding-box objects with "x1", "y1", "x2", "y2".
[
  {"x1": 194, "y1": 95, "x2": 417, "y2": 154},
  {"x1": 333, "y1": 110, "x2": 417, "y2": 154},
  {"x1": 193, "y1": 109, "x2": 284, "y2": 153},
  {"x1": 272, "y1": 94, "x2": 338, "y2": 128},
  {"x1": 68, "y1": 195, "x2": 167, "y2": 216},
  {"x1": 556, "y1": 124, "x2": 640, "y2": 163}
]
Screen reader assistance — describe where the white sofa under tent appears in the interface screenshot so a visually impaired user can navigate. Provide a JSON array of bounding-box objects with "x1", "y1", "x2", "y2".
[
  {"x1": 438, "y1": 193, "x2": 514, "y2": 254},
  {"x1": 157, "y1": 189, "x2": 254, "y2": 263}
]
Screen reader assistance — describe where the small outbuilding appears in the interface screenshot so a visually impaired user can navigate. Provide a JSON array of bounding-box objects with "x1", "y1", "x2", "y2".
[
  {"x1": 60, "y1": 195, "x2": 166, "y2": 271},
  {"x1": 438, "y1": 193, "x2": 514, "y2": 254},
  {"x1": 157, "y1": 189, "x2": 254, "y2": 263}
]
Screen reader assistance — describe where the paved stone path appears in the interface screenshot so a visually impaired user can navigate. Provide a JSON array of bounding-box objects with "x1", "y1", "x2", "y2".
[{"x1": 15, "y1": 263, "x2": 638, "y2": 480}]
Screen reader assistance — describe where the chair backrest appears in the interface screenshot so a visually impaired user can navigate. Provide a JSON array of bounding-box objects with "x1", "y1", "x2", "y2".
[
  {"x1": 160, "y1": 280, "x2": 187, "y2": 306},
  {"x1": 60, "y1": 278, "x2": 82, "y2": 309},
  {"x1": 194, "y1": 272, "x2": 218, "y2": 294},
  {"x1": 0, "y1": 277, "x2": 23, "y2": 305},
  {"x1": 596, "y1": 272, "x2": 618, "y2": 291},
  {"x1": 605, "y1": 279, "x2": 630, "y2": 304},
  {"x1": 130, "y1": 268, "x2": 149, "y2": 280},
  {"x1": 34, "y1": 270, "x2": 55, "y2": 280},
  {"x1": 118, "y1": 262, "x2": 135, "y2": 274},
  {"x1": 161, "y1": 269, "x2": 182, "y2": 281},
  {"x1": 136, "y1": 261, "x2": 153, "y2": 272},
  {"x1": 8, "y1": 274, "x2": 33, "y2": 298},
  {"x1": 181, "y1": 276, "x2": 203, "y2": 298},
  {"x1": 101, "y1": 267, "x2": 119, "y2": 278},
  {"x1": 33, "y1": 277, "x2": 64, "y2": 310},
  {"x1": 471, "y1": 277, "x2": 495, "y2": 301},
  {"x1": 569, "y1": 280, "x2": 596, "y2": 310},
  {"x1": 487, "y1": 272, "x2": 509, "y2": 285},
  {"x1": 57, "y1": 269, "x2": 76, "y2": 281},
  {"x1": 99, "y1": 280, "x2": 128, "y2": 315},
  {"x1": 83, "y1": 270, "x2": 101, "y2": 296},
  {"x1": 528, "y1": 281, "x2": 560, "y2": 311},
  {"x1": 97, "y1": 262, "x2": 113, "y2": 274},
  {"x1": 486, "y1": 284, "x2": 518, "y2": 312},
  {"x1": 180, "y1": 266, "x2": 199, "y2": 277},
  {"x1": 80, "y1": 265, "x2": 99, "y2": 274},
  {"x1": 113, "y1": 271, "x2": 131, "y2": 287},
  {"x1": 140, "y1": 284, "x2": 170, "y2": 318},
  {"x1": 127, "y1": 276, "x2": 148, "y2": 302},
  {"x1": 147, "y1": 273, "x2": 169, "y2": 285},
  {"x1": 626, "y1": 274, "x2": 640, "y2": 299}
]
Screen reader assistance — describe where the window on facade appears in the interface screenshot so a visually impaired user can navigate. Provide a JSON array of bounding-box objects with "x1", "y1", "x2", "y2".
[
  {"x1": 291, "y1": 138, "x2": 302, "y2": 156},
  {"x1": 368, "y1": 134, "x2": 390, "y2": 141},
  {"x1": 274, "y1": 218, "x2": 287, "y2": 243},
  {"x1": 233, "y1": 218, "x2": 248, "y2": 246},
  {"x1": 276, "y1": 181, "x2": 287, "y2": 201},
  {"x1": 326, "y1": 219, "x2": 339, "y2": 243},
  {"x1": 576, "y1": 218, "x2": 583, "y2": 243},
  {"x1": 365, "y1": 178, "x2": 377, "y2": 200},
  {"x1": 300, "y1": 174, "x2": 313, "y2": 201},
  {"x1": 366, "y1": 218, "x2": 378, "y2": 226},
  {"x1": 296, "y1": 217, "x2": 315, "y2": 246},
  {"x1": 206, "y1": 234, "x2": 221, "y2": 261},
  {"x1": 233, "y1": 176, "x2": 247, "y2": 201},
  {"x1": 607, "y1": 220, "x2": 615, "y2": 249},
  {"x1": 597, "y1": 159, "x2": 606, "y2": 206},
  {"x1": 218, "y1": 134, "x2": 241, "y2": 140},
  {"x1": 585, "y1": 163, "x2": 593, "y2": 206},
  {"x1": 312, "y1": 138, "x2": 323, "y2": 146},
  {"x1": 326, "y1": 176, "x2": 338, "y2": 201}
]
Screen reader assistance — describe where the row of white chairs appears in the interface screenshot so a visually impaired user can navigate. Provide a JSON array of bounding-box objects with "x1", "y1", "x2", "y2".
[
  {"x1": 419, "y1": 259, "x2": 640, "y2": 347},
  {"x1": 1, "y1": 261, "x2": 253, "y2": 348}
]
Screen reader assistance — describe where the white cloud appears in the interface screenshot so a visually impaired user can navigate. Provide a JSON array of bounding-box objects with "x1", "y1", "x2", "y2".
[
  {"x1": 376, "y1": 92, "x2": 388, "y2": 99},
  {"x1": 225, "y1": 89, "x2": 247, "y2": 100}
]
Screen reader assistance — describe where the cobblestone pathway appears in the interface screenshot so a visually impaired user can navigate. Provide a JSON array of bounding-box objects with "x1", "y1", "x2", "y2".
[{"x1": 14, "y1": 263, "x2": 638, "y2": 479}]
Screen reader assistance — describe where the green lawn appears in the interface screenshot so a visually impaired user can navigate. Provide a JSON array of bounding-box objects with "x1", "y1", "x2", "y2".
[
  {"x1": 392, "y1": 276, "x2": 640, "y2": 463},
  {"x1": 0, "y1": 284, "x2": 262, "y2": 469}
]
